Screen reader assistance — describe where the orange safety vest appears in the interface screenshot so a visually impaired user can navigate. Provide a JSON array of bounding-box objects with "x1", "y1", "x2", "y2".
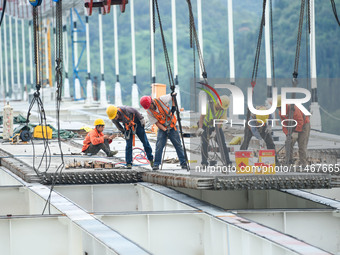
[
  {"x1": 118, "y1": 108, "x2": 136, "y2": 146},
  {"x1": 150, "y1": 98, "x2": 177, "y2": 130}
]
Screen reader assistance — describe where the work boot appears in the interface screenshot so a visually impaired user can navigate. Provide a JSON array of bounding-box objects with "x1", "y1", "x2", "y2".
[
  {"x1": 149, "y1": 160, "x2": 154, "y2": 168},
  {"x1": 107, "y1": 150, "x2": 118, "y2": 157},
  {"x1": 126, "y1": 164, "x2": 132, "y2": 169},
  {"x1": 181, "y1": 164, "x2": 188, "y2": 170},
  {"x1": 152, "y1": 165, "x2": 159, "y2": 171}
]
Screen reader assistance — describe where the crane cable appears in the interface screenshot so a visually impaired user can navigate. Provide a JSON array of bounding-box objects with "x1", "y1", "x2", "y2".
[
  {"x1": 285, "y1": 0, "x2": 309, "y2": 165},
  {"x1": 330, "y1": 0, "x2": 340, "y2": 26},
  {"x1": 241, "y1": 0, "x2": 267, "y2": 153},
  {"x1": 0, "y1": 0, "x2": 6, "y2": 27},
  {"x1": 152, "y1": 0, "x2": 190, "y2": 171},
  {"x1": 42, "y1": 0, "x2": 64, "y2": 215},
  {"x1": 186, "y1": 0, "x2": 207, "y2": 81}
]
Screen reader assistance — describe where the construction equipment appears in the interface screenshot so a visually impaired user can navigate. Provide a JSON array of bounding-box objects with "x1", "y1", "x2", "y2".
[
  {"x1": 84, "y1": 0, "x2": 128, "y2": 16},
  {"x1": 33, "y1": 125, "x2": 53, "y2": 139}
]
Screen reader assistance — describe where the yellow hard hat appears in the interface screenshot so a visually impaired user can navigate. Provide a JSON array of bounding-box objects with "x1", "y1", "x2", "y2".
[
  {"x1": 215, "y1": 95, "x2": 230, "y2": 109},
  {"x1": 94, "y1": 118, "x2": 105, "y2": 126},
  {"x1": 106, "y1": 105, "x2": 118, "y2": 120},
  {"x1": 277, "y1": 95, "x2": 281, "y2": 108}
]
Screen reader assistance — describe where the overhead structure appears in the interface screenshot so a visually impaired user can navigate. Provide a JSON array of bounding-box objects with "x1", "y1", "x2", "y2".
[
  {"x1": 9, "y1": 15, "x2": 14, "y2": 99},
  {"x1": 227, "y1": 0, "x2": 239, "y2": 121},
  {"x1": 15, "y1": 16, "x2": 22, "y2": 100},
  {"x1": 309, "y1": 0, "x2": 322, "y2": 131},
  {"x1": 113, "y1": 6, "x2": 122, "y2": 106},
  {"x1": 0, "y1": 19, "x2": 3, "y2": 99},
  {"x1": 22, "y1": 19, "x2": 28, "y2": 101},
  {"x1": 70, "y1": 8, "x2": 86, "y2": 100},
  {"x1": 150, "y1": 0, "x2": 156, "y2": 85},
  {"x1": 197, "y1": 0, "x2": 204, "y2": 79},
  {"x1": 130, "y1": 0, "x2": 139, "y2": 108},
  {"x1": 85, "y1": 12, "x2": 93, "y2": 105},
  {"x1": 63, "y1": 22, "x2": 71, "y2": 99},
  {"x1": 264, "y1": 0, "x2": 274, "y2": 102},
  {"x1": 98, "y1": 8, "x2": 107, "y2": 106},
  {"x1": 171, "y1": 0, "x2": 181, "y2": 109},
  {"x1": 4, "y1": 15, "x2": 9, "y2": 99},
  {"x1": 28, "y1": 20, "x2": 34, "y2": 95}
]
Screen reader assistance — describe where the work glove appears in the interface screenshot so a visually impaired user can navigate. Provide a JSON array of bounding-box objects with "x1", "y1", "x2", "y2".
[
  {"x1": 259, "y1": 139, "x2": 265, "y2": 148},
  {"x1": 291, "y1": 132, "x2": 299, "y2": 142},
  {"x1": 196, "y1": 128, "x2": 204, "y2": 136},
  {"x1": 210, "y1": 131, "x2": 216, "y2": 139},
  {"x1": 140, "y1": 118, "x2": 146, "y2": 127},
  {"x1": 171, "y1": 106, "x2": 176, "y2": 114},
  {"x1": 171, "y1": 92, "x2": 177, "y2": 97}
]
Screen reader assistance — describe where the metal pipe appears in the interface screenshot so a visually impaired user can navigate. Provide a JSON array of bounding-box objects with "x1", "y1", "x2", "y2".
[
  {"x1": 197, "y1": 0, "x2": 203, "y2": 79},
  {"x1": 29, "y1": 20, "x2": 33, "y2": 87},
  {"x1": 113, "y1": 6, "x2": 122, "y2": 106},
  {"x1": 309, "y1": 0, "x2": 322, "y2": 131},
  {"x1": 130, "y1": 0, "x2": 139, "y2": 108},
  {"x1": 63, "y1": 22, "x2": 70, "y2": 98},
  {"x1": 15, "y1": 17, "x2": 21, "y2": 100},
  {"x1": 264, "y1": 0, "x2": 272, "y2": 98},
  {"x1": 172, "y1": 0, "x2": 181, "y2": 109},
  {"x1": 9, "y1": 16, "x2": 14, "y2": 98},
  {"x1": 44, "y1": 19, "x2": 49, "y2": 87},
  {"x1": 98, "y1": 8, "x2": 107, "y2": 105},
  {"x1": 0, "y1": 18, "x2": 3, "y2": 100},
  {"x1": 85, "y1": 14, "x2": 93, "y2": 104},
  {"x1": 227, "y1": 0, "x2": 235, "y2": 84},
  {"x1": 22, "y1": 19, "x2": 27, "y2": 101},
  {"x1": 72, "y1": 11, "x2": 81, "y2": 100},
  {"x1": 150, "y1": 0, "x2": 156, "y2": 84},
  {"x1": 4, "y1": 15, "x2": 9, "y2": 98}
]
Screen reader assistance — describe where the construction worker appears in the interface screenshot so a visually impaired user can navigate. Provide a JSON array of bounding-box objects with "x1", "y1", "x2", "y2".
[
  {"x1": 240, "y1": 106, "x2": 276, "y2": 150},
  {"x1": 82, "y1": 119, "x2": 118, "y2": 157},
  {"x1": 106, "y1": 105, "x2": 154, "y2": 169},
  {"x1": 277, "y1": 95, "x2": 310, "y2": 166},
  {"x1": 140, "y1": 92, "x2": 187, "y2": 170},
  {"x1": 196, "y1": 95, "x2": 232, "y2": 166}
]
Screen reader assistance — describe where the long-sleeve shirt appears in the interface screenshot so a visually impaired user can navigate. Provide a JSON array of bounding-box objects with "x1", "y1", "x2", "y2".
[
  {"x1": 279, "y1": 105, "x2": 310, "y2": 135},
  {"x1": 146, "y1": 94, "x2": 172, "y2": 125},
  {"x1": 82, "y1": 128, "x2": 104, "y2": 152},
  {"x1": 112, "y1": 106, "x2": 144, "y2": 133}
]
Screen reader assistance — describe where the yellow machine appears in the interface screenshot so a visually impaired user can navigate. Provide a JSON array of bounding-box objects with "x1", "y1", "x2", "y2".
[{"x1": 33, "y1": 125, "x2": 53, "y2": 139}]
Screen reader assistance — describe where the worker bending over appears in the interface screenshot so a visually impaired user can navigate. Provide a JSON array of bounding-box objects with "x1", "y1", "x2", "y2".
[
  {"x1": 140, "y1": 92, "x2": 187, "y2": 170},
  {"x1": 106, "y1": 105, "x2": 154, "y2": 169},
  {"x1": 82, "y1": 119, "x2": 118, "y2": 157},
  {"x1": 197, "y1": 95, "x2": 232, "y2": 167},
  {"x1": 277, "y1": 95, "x2": 310, "y2": 166},
  {"x1": 240, "y1": 106, "x2": 276, "y2": 150}
]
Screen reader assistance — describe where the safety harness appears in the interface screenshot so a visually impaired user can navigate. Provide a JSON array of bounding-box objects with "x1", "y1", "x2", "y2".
[
  {"x1": 150, "y1": 98, "x2": 177, "y2": 131},
  {"x1": 118, "y1": 108, "x2": 137, "y2": 146}
]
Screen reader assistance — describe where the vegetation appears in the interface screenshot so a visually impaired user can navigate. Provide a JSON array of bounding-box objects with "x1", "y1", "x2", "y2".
[{"x1": 1, "y1": 0, "x2": 339, "y2": 134}]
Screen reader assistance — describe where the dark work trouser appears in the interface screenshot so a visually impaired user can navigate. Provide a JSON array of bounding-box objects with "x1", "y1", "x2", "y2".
[
  {"x1": 201, "y1": 126, "x2": 231, "y2": 165},
  {"x1": 240, "y1": 127, "x2": 275, "y2": 150},
  {"x1": 125, "y1": 119, "x2": 153, "y2": 164},
  {"x1": 84, "y1": 139, "x2": 111, "y2": 156},
  {"x1": 240, "y1": 126, "x2": 279, "y2": 164}
]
